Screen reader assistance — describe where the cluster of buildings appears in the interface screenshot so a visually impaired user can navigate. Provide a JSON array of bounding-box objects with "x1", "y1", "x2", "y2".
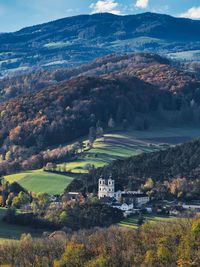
[
  {"x1": 62, "y1": 177, "x2": 200, "y2": 218},
  {"x1": 98, "y1": 177, "x2": 150, "y2": 215}
]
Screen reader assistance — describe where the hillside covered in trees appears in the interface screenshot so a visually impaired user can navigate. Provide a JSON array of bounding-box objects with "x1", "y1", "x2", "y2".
[
  {"x1": 68, "y1": 137, "x2": 200, "y2": 200},
  {"x1": 0, "y1": 53, "x2": 198, "y2": 102},
  {"x1": 0, "y1": 74, "x2": 172, "y2": 174}
]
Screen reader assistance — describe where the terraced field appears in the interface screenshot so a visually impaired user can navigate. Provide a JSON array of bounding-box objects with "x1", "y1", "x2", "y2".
[
  {"x1": 59, "y1": 127, "x2": 200, "y2": 173},
  {"x1": 61, "y1": 134, "x2": 159, "y2": 173}
]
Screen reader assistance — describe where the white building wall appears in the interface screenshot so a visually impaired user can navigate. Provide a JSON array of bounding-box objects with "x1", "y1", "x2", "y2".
[{"x1": 98, "y1": 178, "x2": 115, "y2": 199}]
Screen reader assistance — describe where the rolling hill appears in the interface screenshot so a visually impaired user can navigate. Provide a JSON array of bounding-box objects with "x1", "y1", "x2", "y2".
[
  {"x1": 0, "y1": 74, "x2": 170, "y2": 175},
  {"x1": 0, "y1": 52, "x2": 198, "y2": 103},
  {"x1": 0, "y1": 51, "x2": 199, "y2": 177},
  {"x1": 0, "y1": 12, "x2": 200, "y2": 76}
]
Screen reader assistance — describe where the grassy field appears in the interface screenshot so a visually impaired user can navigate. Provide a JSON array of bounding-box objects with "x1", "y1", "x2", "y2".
[
  {"x1": 58, "y1": 126, "x2": 200, "y2": 173},
  {"x1": 5, "y1": 127, "x2": 200, "y2": 194},
  {"x1": 119, "y1": 214, "x2": 178, "y2": 229},
  {"x1": 0, "y1": 208, "x2": 42, "y2": 242},
  {"x1": 5, "y1": 170, "x2": 74, "y2": 195},
  {"x1": 60, "y1": 133, "x2": 159, "y2": 173}
]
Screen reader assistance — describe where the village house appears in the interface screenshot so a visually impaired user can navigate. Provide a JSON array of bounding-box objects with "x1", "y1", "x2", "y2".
[
  {"x1": 65, "y1": 192, "x2": 84, "y2": 202},
  {"x1": 120, "y1": 192, "x2": 150, "y2": 208}
]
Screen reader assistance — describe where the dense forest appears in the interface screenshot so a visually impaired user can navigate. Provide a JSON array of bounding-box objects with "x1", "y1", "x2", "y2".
[
  {"x1": 0, "y1": 53, "x2": 199, "y2": 175},
  {"x1": 0, "y1": 218, "x2": 200, "y2": 266},
  {"x1": 0, "y1": 53, "x2": 197, "y2": 102},
  {"x1": 68, "y1": 137, "x2": 200, "y2": 200}
]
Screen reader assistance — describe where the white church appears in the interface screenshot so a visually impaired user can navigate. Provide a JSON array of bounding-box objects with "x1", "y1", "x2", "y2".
[
  {"x1": 98, "y1": 176, "x2": 115, "y2": 198},
  {"x1": 98, "y1": 177, "x2": 150, "y2": 208}
]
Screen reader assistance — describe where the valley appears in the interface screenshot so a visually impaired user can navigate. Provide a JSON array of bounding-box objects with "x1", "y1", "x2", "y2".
[
  {"x1": 5, "y1": 126, "x2": 200, "y2": 195},
  {"x1": 0, "y1": 7, "x2": 200, "y2": 266}
]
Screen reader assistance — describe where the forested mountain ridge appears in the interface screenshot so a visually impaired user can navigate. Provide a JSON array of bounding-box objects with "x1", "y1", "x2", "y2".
[
  {"x1": 0, "y1": 53, "x2": 198, "y2": 102},
  {"x1": 0, "y1": 12, "x2": 200, "y2": 76},
  {"x1": 0, "y1": 75, "x2": 172, "y2": 174}
]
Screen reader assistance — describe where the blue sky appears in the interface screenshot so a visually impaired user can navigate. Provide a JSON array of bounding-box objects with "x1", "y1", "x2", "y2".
[{"x1": 0, "y1": 0, "x2": 199, "y2": 32}]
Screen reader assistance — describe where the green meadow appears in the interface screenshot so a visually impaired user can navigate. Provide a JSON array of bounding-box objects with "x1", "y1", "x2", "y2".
[
  {"x1": 60, "y1": 133, "x2": 159, "y2": 174},
  {"x1": 5, "y1": 170, "x2": 74, "y2": 195}
]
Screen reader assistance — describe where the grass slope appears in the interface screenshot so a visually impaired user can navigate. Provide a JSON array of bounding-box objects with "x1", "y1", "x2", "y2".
[
  {"x1": 5, "y1": 170, "x2": 74, "y2": 195},
  {"x1": 61, "y1": 133, "x2": 159, "y2": 173},
  {"x1": 59, "y1": 127, "x2": 200, "y2": 173},
  {"x1": 0, "y1": 208, "x2": 42, "y2": 242}
]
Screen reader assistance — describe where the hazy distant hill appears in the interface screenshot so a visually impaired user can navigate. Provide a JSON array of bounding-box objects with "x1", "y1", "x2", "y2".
[{"x1": 0, "y1": 12, "x2": 200, "y2": 76}]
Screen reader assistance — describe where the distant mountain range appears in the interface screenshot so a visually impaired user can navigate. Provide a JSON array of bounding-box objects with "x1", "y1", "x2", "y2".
[{"x1": 0, "y1": 12, "x2": 200, "y2": 76}]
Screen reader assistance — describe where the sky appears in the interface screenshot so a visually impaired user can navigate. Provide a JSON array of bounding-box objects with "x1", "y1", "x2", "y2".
[{"x1": 0, "y1": 0, "x2": 199, "y2": 32}]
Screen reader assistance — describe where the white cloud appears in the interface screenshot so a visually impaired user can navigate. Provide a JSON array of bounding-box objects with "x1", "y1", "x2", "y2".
[
  {"x1": 135, "y1": 0, "x2": 149, "y2": 9},
  {"x1": 179, "y1": 6, "x2": 200, "y2": 20},
  {"x1": 90, "y1": 0, "x2": 121, "y2": 15}
]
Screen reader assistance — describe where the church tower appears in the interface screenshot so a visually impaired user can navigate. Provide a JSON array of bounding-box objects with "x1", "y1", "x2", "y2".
[{"x1": 98, "y1": 176, "x2": 115, "y2": 199}]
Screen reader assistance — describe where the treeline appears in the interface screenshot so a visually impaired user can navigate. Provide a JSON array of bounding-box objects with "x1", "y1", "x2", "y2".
[
  {"x1": 3, "y1": 203, "x2": 123, "y2": 232},
  {"x1": 68, "y1": 137, "x2": 200, "y2": 200},
  {"x1": 0, "y1": 218, "x2": 200, "y2": 266}
]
